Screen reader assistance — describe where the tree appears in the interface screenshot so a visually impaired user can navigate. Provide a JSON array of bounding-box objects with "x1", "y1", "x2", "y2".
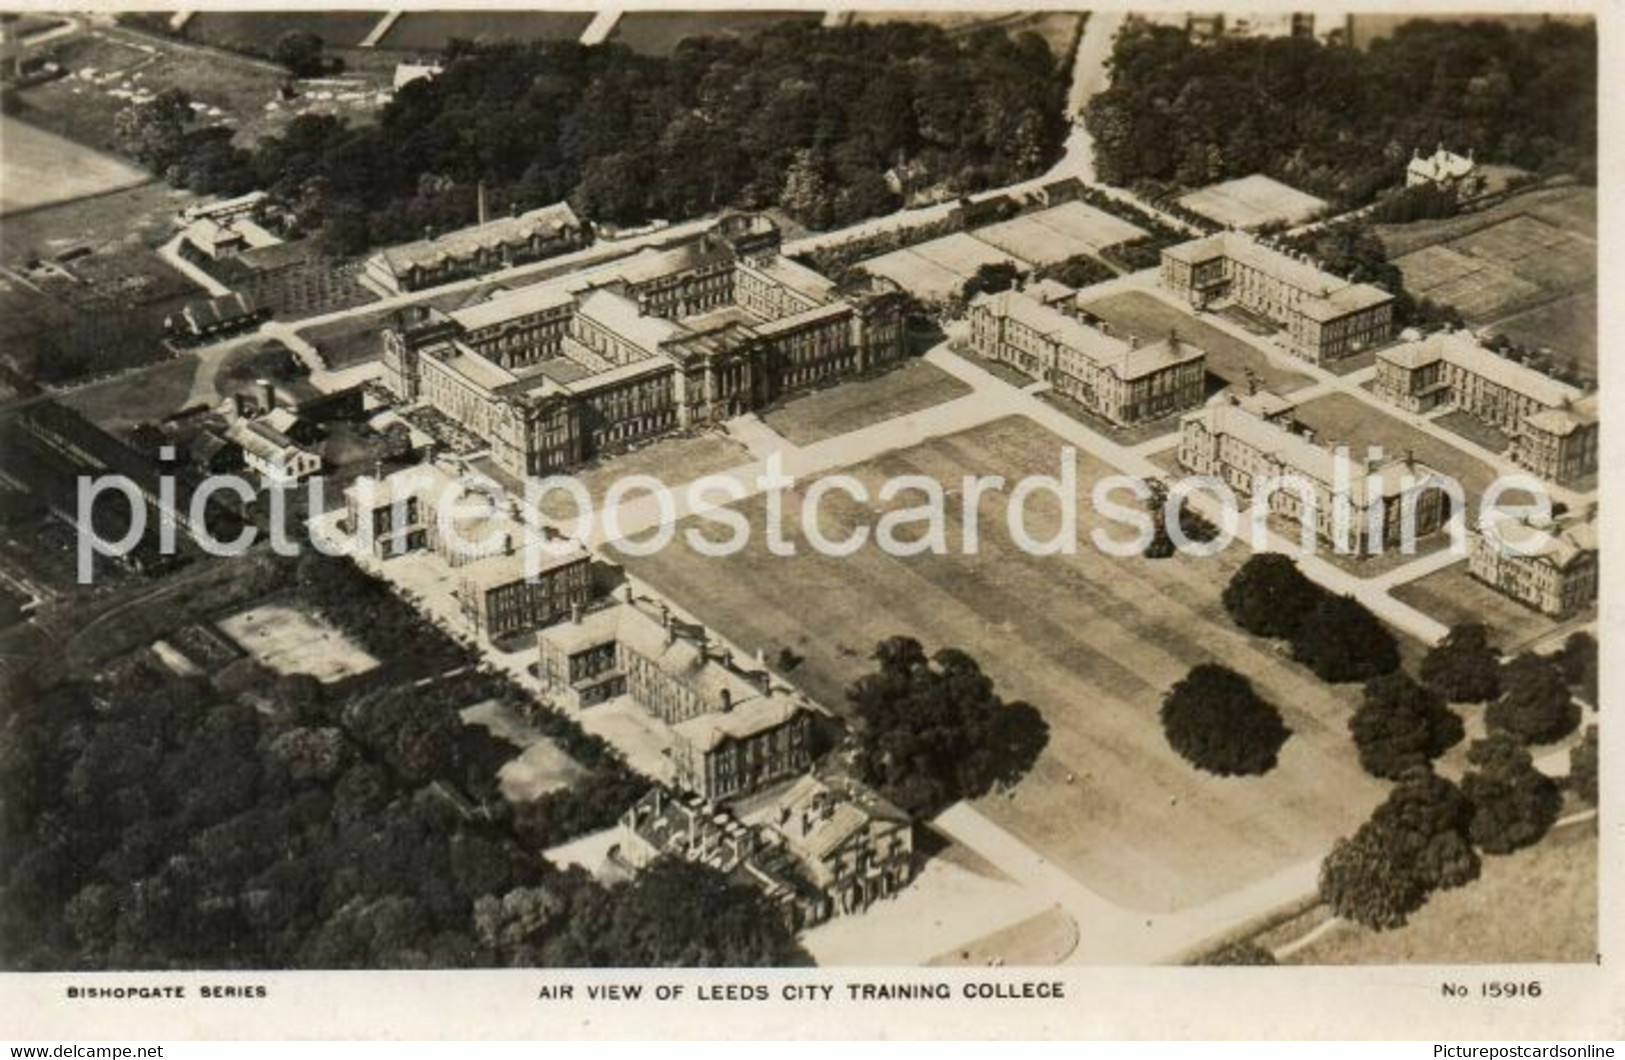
[
  {"x1": 113, "y1": 88, "x2": 194, "y2": 172},
  {"x1": 1221, "y1": 553, "x2": 1326, "y2": 639},
  {"x1": 1568, "y1": 725, "x2": 1597, "y2": 806},
  {"x1": 1290, "y1": 593, "x2": 1400, "y2": 683},
  {"x1": 960, "y1": 261, "x2": 1024, "y2": 301},
  {"x1": 1418, "y1": 623, "x2": 1501, "y2": 703},
  {"x1": 847, "y1": 637, "x2": 1048, "y2": 816},
  {"x1": 601, "y1": 859, "x2": 810, "y2": 967},
  {"x1": 1159, "y1": 663, "x2": 1290, "y2": 776},
  {"x1": 273, "y1": 30, "x2": 328, "y2": 78},
  {"x1": 1557, "y1": 631, "x2": 1597, "y2": 705},
  {"x1": 1319, "y1": 827, "x2": 1429, "y2": 931},
  {"x1": 1486, "y1": 652, "x2": 1580, "y2": 745},
  {"x1": 1348, "y1": 671, "x2": 1464, "y2": 779},
  {"x1": 1461, "y1": 734, "x2": 1562, "y2": 854}
]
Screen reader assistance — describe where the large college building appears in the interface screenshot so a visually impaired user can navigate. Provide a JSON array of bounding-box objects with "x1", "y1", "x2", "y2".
[
  {"x1": 380, "y1": 214, "x2": 908, "y2": 479},
  {"x1": 1177, "y1": 389, "x2": 1453, "y2": 554},
  {"x1": 537, "y1": 591, "x2": 817, "y2": 802},
  {"x1": 967, "y1": 284, "x2": 1207, "y2": 425},
  {"x1": 1468, "y1": 512, "x2": 1598, "y2": 618},
  {"x1": 343, "y1": 464, "x2": 593, "y2": 639},
  {"x1": 1160, "y1": 232, "x2": 1394, "y2": 363},
  {"x1": 1374, "y1": 330, "x2": 1599, "y2": 485}
]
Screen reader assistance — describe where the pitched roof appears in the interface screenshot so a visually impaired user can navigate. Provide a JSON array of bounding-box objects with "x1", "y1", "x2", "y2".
[
  {"x1": 1162, "y1": 232, "x2": 1392, "y2": 321},
  {"x1": 974, "y1": 289, "x2": 1204, "y2": 381},
  {"x1": 1378, "y1": 331, "x2": 1584, "y2": 409},
  {"x1": 378, "y1": 202, "x2": 583, "y2": 277}
]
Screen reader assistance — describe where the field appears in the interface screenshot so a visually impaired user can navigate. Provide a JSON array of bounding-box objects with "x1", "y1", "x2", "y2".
[
  {"x1": 1078, "y1": 290, "x2": 1316, "y2": 396},
  {"x1": 1178, "y1": 174, "x2": 1327, "y2": 231},
  {"x1": 0, "y1": 115, "x2": 150, "y2": 216},
  {"x1": 184, "y1": 11, "x2": 384, "y2": 50},
  {"x1": 862, "y1": 233, "x2": 1024, "y2": 301},
  {"x1": 762, "y1": 359, "x2": 972, "y2": 445},
  {"x1": 609, "y1": 10, "x2": 823, "y2": 56},
  {"x1": 1378, "y1": 186, "x2": 1596, "y2": 375},
  {"x1": 379, "y1": 11, "x2": 594, "y2": 51},
  {"x1": 218, "y1": 603, "x2": 381, "y2": 684},
  {"x1": 1288, "y1": 392, "x2": 1500, "y2": 504},
  {"x1": 532, "y1": 430, "x2": 750, "y2": 519},
  {"x1": 1392, "y1": 563, "x2": 1568, "y2": 651},
  {"x1": 616, "y1": 415, "x2": 1392, "y2": 913},
  {"x1": 971, "y1": 202, "x2": 1146, "y2": 267},
  {"x1": 1286, "y1": 822, "x2": 1596, "y2": 964},
  {"x1": 59, "y1": 354, "x2": 202, "y2": 434}
]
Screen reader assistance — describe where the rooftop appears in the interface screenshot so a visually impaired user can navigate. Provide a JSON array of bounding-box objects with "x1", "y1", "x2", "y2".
[
  {"x1": 1163, "y1": 232, "x2": 1393, "y2": 321},
  {"x1": 975, "y1": 289, "x2": 1204, "y2": 381},
  {"x1": 378, "y1": 202, "x2": 583, "y2": 277},
  {"x1": 1378, "y1": 331, "x2": 1584, "y2": 409}
]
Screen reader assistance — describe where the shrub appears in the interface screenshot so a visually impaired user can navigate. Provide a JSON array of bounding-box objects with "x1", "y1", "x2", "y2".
[
  {"x1": 1486, "y1": 652, "x2": 1580, "y2": 745},
  {"x1": 1568, "y1": 725, "x2": 1598, "y2": 806},
  {"x1": 1160, "y1": 663, "x2": 1291, "y2": 776}
]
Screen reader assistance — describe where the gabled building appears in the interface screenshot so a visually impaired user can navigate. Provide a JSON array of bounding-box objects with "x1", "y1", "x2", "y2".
[
  {"x1": 1407, "y1": 144, "x2": 1478, "y2": 196},
  {"x1": 364, "y1": 202, "x2": 590, "y2": 294},
  {"x1": 1160, "y1": 232, "x2": 1394, "y2": 363},
  {"x1": 1468, "y1": 512, "x2": 1598, "y2": 618},
  {"x1": 1178, "y1": 389, "x2": 1453, "y2": 554},
  {"x1": 226, "y1": 417, "x2": 320, "y2": 485},
  {"x1": 1374, "y1": 331, "x2": 1598, "y2": 485},
  {"x1": 968, "y1": 286, "x2": 1206, "y2": 425},
  {"x1": 758, "y1": 773, "x2": 914, "y2": 918}
]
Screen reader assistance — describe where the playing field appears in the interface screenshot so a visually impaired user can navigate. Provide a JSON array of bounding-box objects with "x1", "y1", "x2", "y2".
[
  {"x1": 1078, "y1": 290, "x2": 1315, "y2": 396},
  {"x1": 610, "y1": 10, "x2": 821, "y2": 56},
  {"x1": 0, "y1": 115, "x2": 150, "y2": 216},
  {"x1": 379, "y1": 11, "x2": 594, "y2": 50},
  {"x1": 862, "y1": 233, "x2": 1026, "y2": 301},
  {"x1": 615, "y1": 415, "x2": 1391, "y2": 913},
  {"x1": 1178, "y1": 174, "x2": 1327, "y2": 231},
  {"x1": 762, "y1": 359, "x2": 972, "y2": 445},
  {"x1": 218, "y1": 603, "x2": 380, "y2": 684},
  {"x1": 1489, "y1": 290, "x2": 1597, "y2": 377},
  {"x1": 971, "y1": 202, "x2": 1146, "y2": 266}
]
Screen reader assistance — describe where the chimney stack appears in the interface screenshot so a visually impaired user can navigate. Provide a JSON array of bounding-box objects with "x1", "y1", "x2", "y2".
[
  {"x1": 719, "y1": 688, "x2": 732, "y2": 713},
  {"x1": 257, "y1": 377, "x2": 276, "y2": 413},
  {"x1": 570, "y1": 601, "x2": 583, "y2": 625},
  {"x1": 477, "y1": 181, "x2": 488, "y2": 226}
]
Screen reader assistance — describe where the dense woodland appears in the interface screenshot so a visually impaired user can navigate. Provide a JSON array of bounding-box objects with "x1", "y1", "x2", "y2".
[
  {"x1": 1084, "y1": 19, "x2": 1596, "y2": 206},
  {"x1": 120, "y1": 23, "x2": 1070, "y2": 251},
  {"x1": 0, "y1": 554, "x2": 806, "y2": 969}
]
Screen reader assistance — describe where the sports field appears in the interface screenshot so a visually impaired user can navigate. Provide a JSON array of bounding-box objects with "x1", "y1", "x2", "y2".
[
  {"x1": 609, "y1": 10, "x2": 821, "y2": 56},
  {"x1": 1078, "y1": 290, "x2": 1315, "y2": 396},
  {"x1": 862, "y1": 233, "x2": 1025, "y2": 301},
  {"x1": 1178, "y1": 174, "x2": 1327, "y2": 231},
  {"x1": 0, "y1": 115, "x2": 149, "y2": 215},
  {"x1": 219, "y1": 603, "x2": 380, "y2": 684},
  {"x1": 616, "y1": 415, "x2": 1391, "y2": 913},
  {"x1": 379, "y1": 11, "x2": 594, "y2": 50},
  {"x1": 971, "y1": 202, "x2": 1146, "y2": 266}
]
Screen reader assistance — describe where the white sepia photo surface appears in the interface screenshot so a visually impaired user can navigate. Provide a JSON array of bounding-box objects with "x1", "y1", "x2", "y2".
[{"x1": 0, "y1": 0, "x2": 1618, "y2": 1041}]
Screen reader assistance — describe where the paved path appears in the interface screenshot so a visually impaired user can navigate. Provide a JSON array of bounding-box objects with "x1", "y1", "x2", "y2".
[{"x1": 358, "y1": 11, "x2": 401, "y2": 48}]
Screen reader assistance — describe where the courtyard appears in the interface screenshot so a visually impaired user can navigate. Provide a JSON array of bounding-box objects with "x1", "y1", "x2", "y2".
[{"x1": 218, "y1": 602, "x2": 380, "y2": 684}]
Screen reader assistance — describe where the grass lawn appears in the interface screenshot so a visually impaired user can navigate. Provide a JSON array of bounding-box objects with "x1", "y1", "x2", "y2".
[
  {"x1": 297, "y1": 308, "x2": 394, "y2": 369},
  {"x1": 610, "y1": 10, "x2": 822, "y2": 56},
  {"x1": 1488, "y1": 289, "x2": 1598, "y2": 380},
  {"x1": 59, "y1": 354, "x2": 203, "y2": 434},
  {"x1": 1433, "y1": 408, "x2": 1512, "y2": 455},
  {"x1": 1285, "y1": 822, "x2": 1597, "y2": 964},
  {"x1": 0, "y1": 115, "x2": 150, "y2": 216},
  {"x1": 185, "y1": 11, "x2": 384, "y2": 50},
  {"x1": 1079, "y1": 290, "x2": 1315, "y2": 397},
  {"x1": 1289, "y1": 392, "x2": 1499, "y2": 503},
  {"x1": 761, "y1": 359, "x2": 972, "y2": 446},
  {"x1": 1392, "y1": 563, "x2": 1569, "y2": 650},
  {"x1": 615, "y1": 415, "x2": 1391, "y2": 914},
  {"x1": 533, "y1": 430, "x2": 751, "y2": 520}
]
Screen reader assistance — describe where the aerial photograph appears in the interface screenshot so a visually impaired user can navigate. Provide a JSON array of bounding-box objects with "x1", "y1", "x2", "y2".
[{"x1": 0, "y1": 6, "x2": 1600, "y2": 975}]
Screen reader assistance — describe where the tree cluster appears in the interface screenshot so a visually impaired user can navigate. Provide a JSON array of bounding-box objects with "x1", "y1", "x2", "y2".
[
  {"x1": 1159, "y1": 663, "x2": 1291, "y2": 776},
  {"x1": 118, "y1": 24, "x2": 1069, "y2": 251},
  {"x1": 1318, "y1": 768, "x2": 1479, "y2": 930},
  {"x1": 1486, "y1": 651, "x2": 1580, "y2": 746},
  {"x1": 1220, "y1": 555, "x2": 1400, "y2": 683},
  {"x1": 846, "y1": 636, "x2": 1048, "y2": 816},
  {"x1": 1348, "y1": 671, "x2": 1464, "y2": 779},
  {"x1": 1418, "y1": 623, "x2": 1502, "y2": 703},
  {"x1": 1369, "y1": 182, "x2": 1463, "y2": 225},
  {"x1": 1084, "y1": 19, "x2": 1596, "y2": 207},
  {"x1": 1460, "y1": 733, "x2": 1562, "y2": 855}
]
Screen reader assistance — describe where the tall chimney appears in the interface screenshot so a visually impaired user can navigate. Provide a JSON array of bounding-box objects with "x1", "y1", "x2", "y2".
[
  {"x1": 257, "y1": 378, "x2": 276, "y2": 413},
  {"x1": 477, "y1": 181, "x2": 488, "y2": 226},
  {"x1": 719, "y1": 688, "x2": 732, "y2": 713}
]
